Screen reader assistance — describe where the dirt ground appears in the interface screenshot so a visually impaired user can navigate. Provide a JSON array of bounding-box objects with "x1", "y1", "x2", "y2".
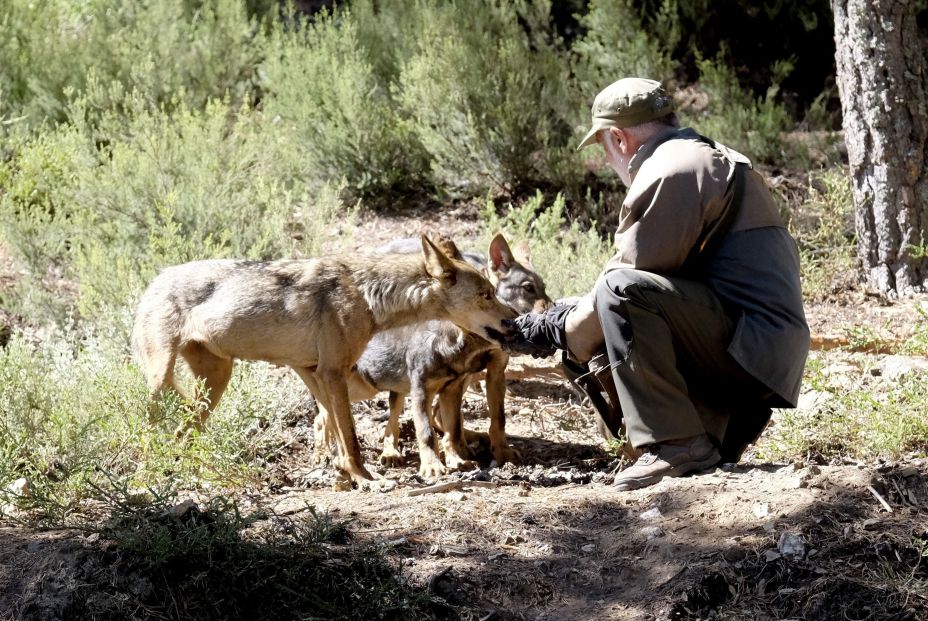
[{"x1": 2, "y1": 206, "x2": 928, "y2": 620}]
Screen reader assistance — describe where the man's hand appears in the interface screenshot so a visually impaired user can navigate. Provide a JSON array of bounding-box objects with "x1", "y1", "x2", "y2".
[{"x1": 500, "y1": 303, "x2": 575, "y2": 358}]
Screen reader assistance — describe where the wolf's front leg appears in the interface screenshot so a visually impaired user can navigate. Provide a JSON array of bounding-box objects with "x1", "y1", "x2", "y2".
[
  {"x1": 296, "y1": 366, "x2": 375, "y2": 485},
  {"x1": 486, "y1": 351, "x2": 521, "y2": 465},
  {"x1": 410, "y1": 380, "x2": 446, "y2": 478}
]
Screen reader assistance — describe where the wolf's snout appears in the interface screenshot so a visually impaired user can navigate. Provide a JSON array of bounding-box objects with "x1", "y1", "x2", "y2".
[{"x1": 485, "y1": 321, "x2": 516, "y2": 344}]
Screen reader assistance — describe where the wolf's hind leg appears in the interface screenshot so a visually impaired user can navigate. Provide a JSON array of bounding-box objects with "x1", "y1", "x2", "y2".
[
  {"x1": 410, "y1": 379, "x2": 446, "y2": 478},
  {"x1": 380, "y1": 391, "x2": 406, "y2": 467},
  {"x1": 438, "y1": 378, "x2": 476, "y2": 471},
  {"x1": 175, "y1": 341, "x2": 233, "y2": 436}
]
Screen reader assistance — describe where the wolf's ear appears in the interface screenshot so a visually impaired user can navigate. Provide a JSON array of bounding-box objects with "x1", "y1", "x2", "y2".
[
  {"x1": 421, "y1": 235, "x2": 457, "y2": 283},
  {"x1": 433, "y1": 234, "x2": 465, "y2": 261},
  {"x1": 488, "y1": 232, "x2": 515, "y2": 275},
  {"x1": 512, "y1": 239, "x2": 534, "y2": 268}
]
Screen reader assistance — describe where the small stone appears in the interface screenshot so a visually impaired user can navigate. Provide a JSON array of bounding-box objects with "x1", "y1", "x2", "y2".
[
  {"x1": 752, "y1": 503, "x2": 770, "y2": 518},
  {"x1": 639, "y1": 507, "x2": 663, "y2": 521},
  {"x1": 862, "y1": 517, "x2": 881, "y2": 530},
  {"x1": 640, "y1": 525, "x2": 664, "y2": 540},
  {"x1": 160, "y1": 499, "x2": 199, "y2": 518},
  {"x1": 777, "y1": 532, "x2": 806, "y2": 559},
  {"x1": 581, "y1": 544, "x2": 596, "y2": 552},
  {"x1": 764, "y1": 550, "x2": 782, "y2": 562},
  {"x1": 448, "y1": 491, "x2": 466, "y2": 502},
  {"x1": 786, "y1": 476, "x2": 807, "y2": 489},
  {"x1": 899, "y1": 466, "x2": 918, "y2": 478},
  {"x1": 8, "y1": 478, "x2": 30, "y2": 498}
]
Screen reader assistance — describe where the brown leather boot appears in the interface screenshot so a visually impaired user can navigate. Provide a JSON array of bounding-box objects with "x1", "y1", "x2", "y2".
[{"x1": 613, "y1": 434, "x2": 720, "y2": 491}]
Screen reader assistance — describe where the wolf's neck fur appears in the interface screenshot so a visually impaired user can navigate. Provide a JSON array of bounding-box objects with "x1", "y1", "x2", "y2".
[{"x1": 354, "y1": 256, "x2": 445, "y2": 330}]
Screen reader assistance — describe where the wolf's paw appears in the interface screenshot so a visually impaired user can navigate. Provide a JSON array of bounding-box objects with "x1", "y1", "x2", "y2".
[
  {"x1": 379, "y1": 445, "x2": 405, "y2": 468},
  {"x1": 491, "y1": 444, "x2": 522, "y2": 466},
  {"x1": 335, "y1": 457, "x2": 376, "y2": 485},
  {"x1": 418, "y1": 456, "x2": 448, "y2": 479},
  {"x1": 441, "y1": 437, "x2": 474, "y2": 460},
  {"x1": 445, "y1": 454, "x2": 477, "y2": 472},
  {"x1": 462, "y1": 428, "x2": 487, "y2": 445}
]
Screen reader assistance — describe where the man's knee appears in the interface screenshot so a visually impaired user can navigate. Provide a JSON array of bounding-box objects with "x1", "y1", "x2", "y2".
[{"x1": 594, "y1": 268, "x2": 652, "y2": 312}]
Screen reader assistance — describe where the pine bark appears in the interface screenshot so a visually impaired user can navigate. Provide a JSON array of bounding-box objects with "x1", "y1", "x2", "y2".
[{"x1": 831, "y1": 0, "x2": 928, "y2": 296}]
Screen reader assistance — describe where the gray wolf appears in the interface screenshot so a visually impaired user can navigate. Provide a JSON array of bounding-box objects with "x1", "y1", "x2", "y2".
[
  {"x1": 316, "y1": 233, "x2": 552, "y2": 477},
  {"x1": 131, "y1": 236, "x2": 517, "y2": 484}
]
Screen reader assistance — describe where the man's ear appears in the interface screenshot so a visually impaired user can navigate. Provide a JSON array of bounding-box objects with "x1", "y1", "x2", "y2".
[
  {"x1": 421, "y1": 235, "x2": 457, "y2": 283},
  {"x1": 488, "y1": 232, "x2": 515, "y2": 275},
  {"x1": 610, "y1": 127, "x2": 631, "y2": 155}
]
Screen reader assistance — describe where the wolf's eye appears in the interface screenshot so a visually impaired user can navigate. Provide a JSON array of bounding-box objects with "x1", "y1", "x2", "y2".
[
  {"x1": 482, "y1": 290, "x2": 494, "y2": 301},
  {"x1": 522, "y1": 283, "x2": 536, "y2": 294}
]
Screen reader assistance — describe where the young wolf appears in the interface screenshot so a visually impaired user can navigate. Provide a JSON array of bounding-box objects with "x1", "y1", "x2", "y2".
[
  {"x1": 316, "y1": 234, "x2": 552, "y2": 477},
  {"x1": 131, "y1": 236, "x2": 516, "y2": 484}
]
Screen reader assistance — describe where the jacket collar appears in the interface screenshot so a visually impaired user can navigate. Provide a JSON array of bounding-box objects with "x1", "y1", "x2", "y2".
[{"x1": 627, "y1": 127, "x2": 701, "y2": 181}]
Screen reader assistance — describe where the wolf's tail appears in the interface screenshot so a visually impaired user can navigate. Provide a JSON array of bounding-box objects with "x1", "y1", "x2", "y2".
[{"x1": 131, "y1": 285, "x2": 181, "y2": 395}]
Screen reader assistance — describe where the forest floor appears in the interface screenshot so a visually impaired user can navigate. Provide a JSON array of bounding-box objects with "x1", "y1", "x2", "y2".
[{"x1": 2, "y1": 204, "x2": 928, "y2": 620}]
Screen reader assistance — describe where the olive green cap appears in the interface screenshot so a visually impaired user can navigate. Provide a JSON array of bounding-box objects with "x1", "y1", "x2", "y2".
[{"x1": 576, "y1": 78, "x2": 675, "y2": 150}]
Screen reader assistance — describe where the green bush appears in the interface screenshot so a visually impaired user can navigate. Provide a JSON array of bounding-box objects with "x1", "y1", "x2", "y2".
[
  {"x1": 0, "y1": 89, "x2": 348, "y2": 329},
  {"x1": 684, "y1": 50, "x2": 793, "y2": 164},
  {"x1": 788, "y1": 168, "x2": 856, "y2": 300},
  {"x1": 398, "y1": 0, "x2": 574, "y2": 196},
  {"x1": 262, "y1": 8, "x2": 428, "y2": 201},
  {"x1": 570, "y1": 0, "x2": 677, "y2": 101},
  {"x1": 0, "y1": 0, "x2": 268, "y2": 129},
  {"x1": 757, "y1": 354, "x2": 928, "y2": 462},
  {"x1": 0, "y1": 327, "x2": 311, "y2": 519}
]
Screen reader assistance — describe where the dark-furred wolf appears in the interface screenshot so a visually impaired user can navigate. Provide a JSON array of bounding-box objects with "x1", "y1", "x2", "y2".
[
  {"x1": 132, "y1": 236, "x2": 516, "y2": 484},
  {"x1": 315, "y1": 234, "x2": 552, "y2": 476}
]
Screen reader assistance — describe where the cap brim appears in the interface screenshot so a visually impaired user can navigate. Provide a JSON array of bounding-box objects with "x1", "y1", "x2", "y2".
[{"x1": 576, "y1": 126, "x2": 600, "y2": 151}]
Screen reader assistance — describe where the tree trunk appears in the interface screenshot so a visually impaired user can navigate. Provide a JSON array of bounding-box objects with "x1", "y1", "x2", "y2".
[{"x1": 831, "y1": 0, "x2": 928, "y2": 296}]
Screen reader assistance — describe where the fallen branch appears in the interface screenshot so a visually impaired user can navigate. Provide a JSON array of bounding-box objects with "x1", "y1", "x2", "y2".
[
  {"x1": 407, "y1": 480, "x2": 498, "y2": 497},
  {"x1": 810, "y1": 334, "x2": 900, "y2": 354},
  {"x1": 866, "y1": 485, "x2": 893, "y2": 513}
]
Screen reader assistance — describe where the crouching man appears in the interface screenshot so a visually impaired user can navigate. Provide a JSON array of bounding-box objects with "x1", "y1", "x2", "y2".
[{"x1": 506, "y1": 78, "x2": 810, "y2": 491}]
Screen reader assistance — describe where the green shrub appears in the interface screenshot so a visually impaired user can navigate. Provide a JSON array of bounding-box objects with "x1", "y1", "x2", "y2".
[
  {"x1": 0, "y1": 90, "x2": 348, "y2": 329},
  {"x1": 757, "y1": 354, "x2": 928, "y2": 462},
  {"x1": 0, "y1": 0, "x2": 268, "y2": 129},
  {"x1": 570, "y1": 0, "x2": 677, "y2": 101},
  {"x1": 262, "y1": 8, "x2": 428, "y2": 202},
  {"x1": 564, "y1": 0, "x2": 680, "y2": 211},
  {"x1": 480, "y1": 191, "x2": 613, "y2": 298},
  {"x1": 398, "y1": 0, "x2": 574, "y2": 196},
  {"x1": 684, "y1": 50, "x2": 793, "y2": 164},
  {"x1": 0, "y1": 326, "x2": 311, "y2": 519},
  {"x1": 788, "y1": 168, "x2": 856, "y2": 300}
]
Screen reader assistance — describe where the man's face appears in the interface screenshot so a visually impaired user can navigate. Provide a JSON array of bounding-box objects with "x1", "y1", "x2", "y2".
[{"x1": 599, "y1": 129, "x2": 632, "y2": 188}]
